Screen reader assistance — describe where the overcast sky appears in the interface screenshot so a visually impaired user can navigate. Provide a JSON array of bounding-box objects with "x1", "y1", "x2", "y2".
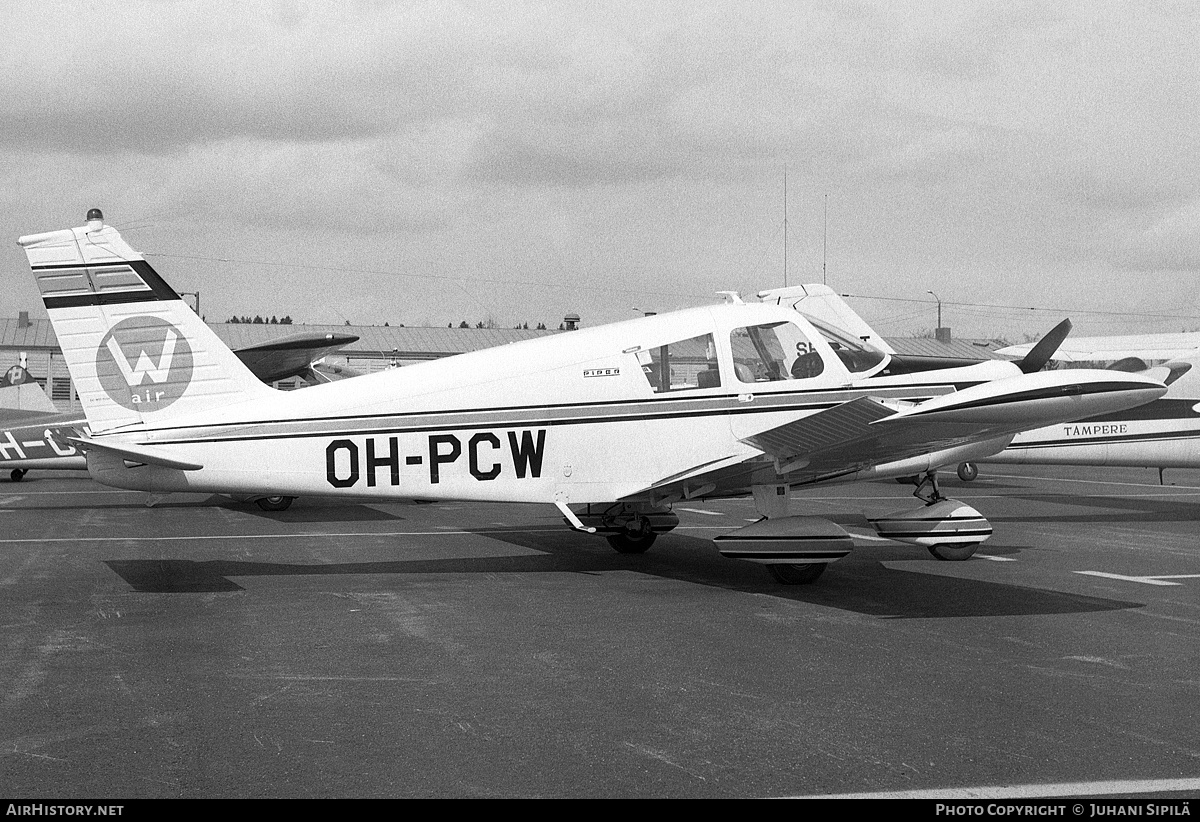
[{"x1": 3, "y1": 0, "x2": 1199, "y2": 339}]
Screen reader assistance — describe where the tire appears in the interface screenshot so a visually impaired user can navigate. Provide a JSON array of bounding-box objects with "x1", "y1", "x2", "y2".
[
  {"x1": 767, "y1": 562, "x2": 827, "y2": 584},
  {"x1": 606, "y1": 531, "x2": 657, "y2": 554},
  {"x1": 927, "y1": 543, "x2": 978, "y2": 561},
  {"x1": 957, "y1": 462, "x2": 979, "y2": 482},
  {"x1": 255, "y1": 495, "x2": 294, "y2": 512},
  {"x1": 10, "y1": 468, "x2": 26, "y2": 482}
]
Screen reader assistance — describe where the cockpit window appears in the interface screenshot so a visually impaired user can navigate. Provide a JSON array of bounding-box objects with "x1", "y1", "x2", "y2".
[
  {"x1": 804, "y1": 316, "x2": 888, "y2": 375},
  {"x1": 730, "y1": 322, "x2": 824, "y2": 383},
  {"x1": 636, "y1": 333, "x2": 721, "y2": 392}
]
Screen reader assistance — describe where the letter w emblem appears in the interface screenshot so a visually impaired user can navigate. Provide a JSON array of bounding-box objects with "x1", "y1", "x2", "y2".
[{"x1": 106, "y1": 329, "x2": 178, "y2": 386}]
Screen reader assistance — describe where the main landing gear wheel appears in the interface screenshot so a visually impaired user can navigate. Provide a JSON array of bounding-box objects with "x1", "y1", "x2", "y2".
[
  {"x1": 606, "y1": 516, "x2": 657, "y2": 554},
  {"x1": 256, "y1": 495, "x2": 294, "y2": 512},
  {"x1": 957, "y1": 462, "x2": 979, "y2": 482},
  {"x1": 606, "y1": 530, "x2": 657, "y2": 554},
  {"x1": 10, "y1": 469, "x2": 27, "y2": 482},
  {"x1": 767, "y1": 563, "x2": 827, "y2": 585},
  {"x1": 927, "y1": 543, "x2": 979, "y2": 561}
]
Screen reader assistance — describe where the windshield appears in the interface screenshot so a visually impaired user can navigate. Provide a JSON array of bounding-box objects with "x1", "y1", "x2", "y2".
[{"x1": 730, "y1": 322, "x2": 825, "y2": 383}]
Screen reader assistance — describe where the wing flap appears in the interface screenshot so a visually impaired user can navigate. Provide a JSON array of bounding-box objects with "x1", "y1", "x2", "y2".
[{"x1": 743, "y1": 397, "x2": 898, "y2": 471}]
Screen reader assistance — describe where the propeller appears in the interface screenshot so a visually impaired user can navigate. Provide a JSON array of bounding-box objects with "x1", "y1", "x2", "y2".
[{"x1": 1017, "y1": 318, "x2": 1072, "y2": 374}]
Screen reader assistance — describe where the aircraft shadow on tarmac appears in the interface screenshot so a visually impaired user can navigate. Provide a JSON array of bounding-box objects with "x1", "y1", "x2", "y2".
[
  {"x1": 221, "y1": 501, "x2": 407, "y2": 523},
  {"x1": 101, "y1": 529, "x2": 1144, "y2": 620},
  {"x1": 10, "y1": 496, "x2": 408, "y2": 523}
]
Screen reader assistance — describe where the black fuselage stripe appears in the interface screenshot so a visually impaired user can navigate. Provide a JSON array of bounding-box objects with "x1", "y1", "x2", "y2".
[{"x1": 135, "y1": 383, "x2": 971, "y2": 438}]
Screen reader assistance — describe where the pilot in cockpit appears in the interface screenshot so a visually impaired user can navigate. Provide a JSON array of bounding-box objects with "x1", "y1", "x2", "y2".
[{"x1": 790, "y1": 350, "x2": 824, "y2": 379}]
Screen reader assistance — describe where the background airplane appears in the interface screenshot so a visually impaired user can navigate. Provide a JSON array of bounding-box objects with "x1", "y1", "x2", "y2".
[
  {"x1": 767, "y1": 285, "x2": 1200, "y2": 485},
  {"x1": 968, "y1": 337, "x2": 1200, "y2": 482},
  {"x1": 997, "y1": 333, "x2": 1200, "y2": 367},
  {"x1": 0, "y1": 362, "x2": 57, "y2": 414},
  {"x1": 17, "y1": 211, "x2": 1164, "y2": 584}
]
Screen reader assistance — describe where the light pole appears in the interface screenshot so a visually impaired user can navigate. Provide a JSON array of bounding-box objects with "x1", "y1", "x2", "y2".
[
  {"x1": 180, "y1": 291, "x2": 201, "y2": 317},
  {"x1": 927, "y1": 290, "x2": 942, "y2": 330}
]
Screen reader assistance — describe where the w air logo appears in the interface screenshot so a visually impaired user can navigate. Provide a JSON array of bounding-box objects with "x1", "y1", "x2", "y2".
[{"x1": 95, "y1": 316, "x2": 194, "y2": 411}]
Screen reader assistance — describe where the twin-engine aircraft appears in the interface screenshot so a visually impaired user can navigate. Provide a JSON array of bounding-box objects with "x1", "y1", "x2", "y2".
[
  {"x1": 765, "y1": 285, "x2": 1200, "y2": 484},
  {"x1": 972, "y1": 337, "x2": 1200, "y2": 481},
  {"x1": 17, "y1": 211, "x2": 1166, "y2": 584}
]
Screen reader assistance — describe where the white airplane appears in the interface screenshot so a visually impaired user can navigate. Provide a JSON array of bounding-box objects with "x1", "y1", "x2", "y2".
[
  {"x1": 765, "y1": 285, "x2": 1200, "y2": 483},
  {"x1": 16, "y1": 211, "x2": 1166, "y2": 584},
  {"x1": 997, "y1": 333, "x2": 1200, "y2": 367},
  {"x1": 970, "y1": 337, "x2": 1200, "y2": 481},
  {"x1": 0, "y1": 361, "x2": 57, "y2": 414}
]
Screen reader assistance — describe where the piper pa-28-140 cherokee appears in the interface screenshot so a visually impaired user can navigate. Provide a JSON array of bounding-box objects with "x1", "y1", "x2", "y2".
[{"x1": 16, "y1": 210, "x2": 1166, "y2": 584}]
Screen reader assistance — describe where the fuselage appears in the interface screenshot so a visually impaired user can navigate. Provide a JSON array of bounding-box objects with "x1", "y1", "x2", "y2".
[
  {"x1": 75, "y1": 300, "x2": 1163, "y2": 505},
  {"x1": 82, "y1": 302, "x2": 1012, "y2": 502},
  {"x1": 0, "y1": 410, "x2": 86, "y2": 470},
  {"x1": 989, "y1": 360, "x2": 1200, "y2": 468}
]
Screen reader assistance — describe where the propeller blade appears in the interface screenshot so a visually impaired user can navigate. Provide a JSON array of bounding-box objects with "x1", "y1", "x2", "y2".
[{"x1": 1018, "y1": 318, "x2": 1072, "y2": 374}]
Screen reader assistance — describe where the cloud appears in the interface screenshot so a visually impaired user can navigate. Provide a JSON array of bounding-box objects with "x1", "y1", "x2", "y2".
[
  {"x1": 1112, "y1": 197, "x2": 1200, "y2": 272},
  {"x1": 5, "y1": 1, "x2": 1200, "y2": 335}
]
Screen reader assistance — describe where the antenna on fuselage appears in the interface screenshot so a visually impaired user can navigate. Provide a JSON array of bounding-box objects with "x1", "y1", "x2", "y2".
[
  {"x1": 822, "y1": 193, "x2": 828, "y2": 286},
  {"x1": 783, "y1": 166, "x2": 788, "y2": 288}
]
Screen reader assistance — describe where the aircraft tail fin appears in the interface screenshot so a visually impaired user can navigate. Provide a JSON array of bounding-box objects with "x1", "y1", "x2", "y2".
[
  {"x1": 0, "y1": 365, "x2": 58, "y2": 413},
  {"x1": 17, "y1": 209, "x2": 276, "y2": 434},
  {"x1": 758, "y1": 284, "x2": 896, "y2": 354}
]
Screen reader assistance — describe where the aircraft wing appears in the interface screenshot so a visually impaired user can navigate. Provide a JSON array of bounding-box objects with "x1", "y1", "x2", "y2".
[
  {"x1": 635, "y1": 369, "x2": 1166, "y2": 499},
  {"x1": 997, "y1": 332, "x2": 1200, "y2": 364},
  {"x1": 232, "y1": 332, "x2": 360, "y2": 384},
  {"x1": 749, "y1": 370, "x2": 1166, "y2": 477}
]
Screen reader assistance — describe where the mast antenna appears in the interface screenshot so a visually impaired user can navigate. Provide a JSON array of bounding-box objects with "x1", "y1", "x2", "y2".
[
  {"x1": 822, "y1": 193, "x2": 828, "y2": 286},
  {"x1": 783, "y1": 167, "x2": 788, "y2": 287}
]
